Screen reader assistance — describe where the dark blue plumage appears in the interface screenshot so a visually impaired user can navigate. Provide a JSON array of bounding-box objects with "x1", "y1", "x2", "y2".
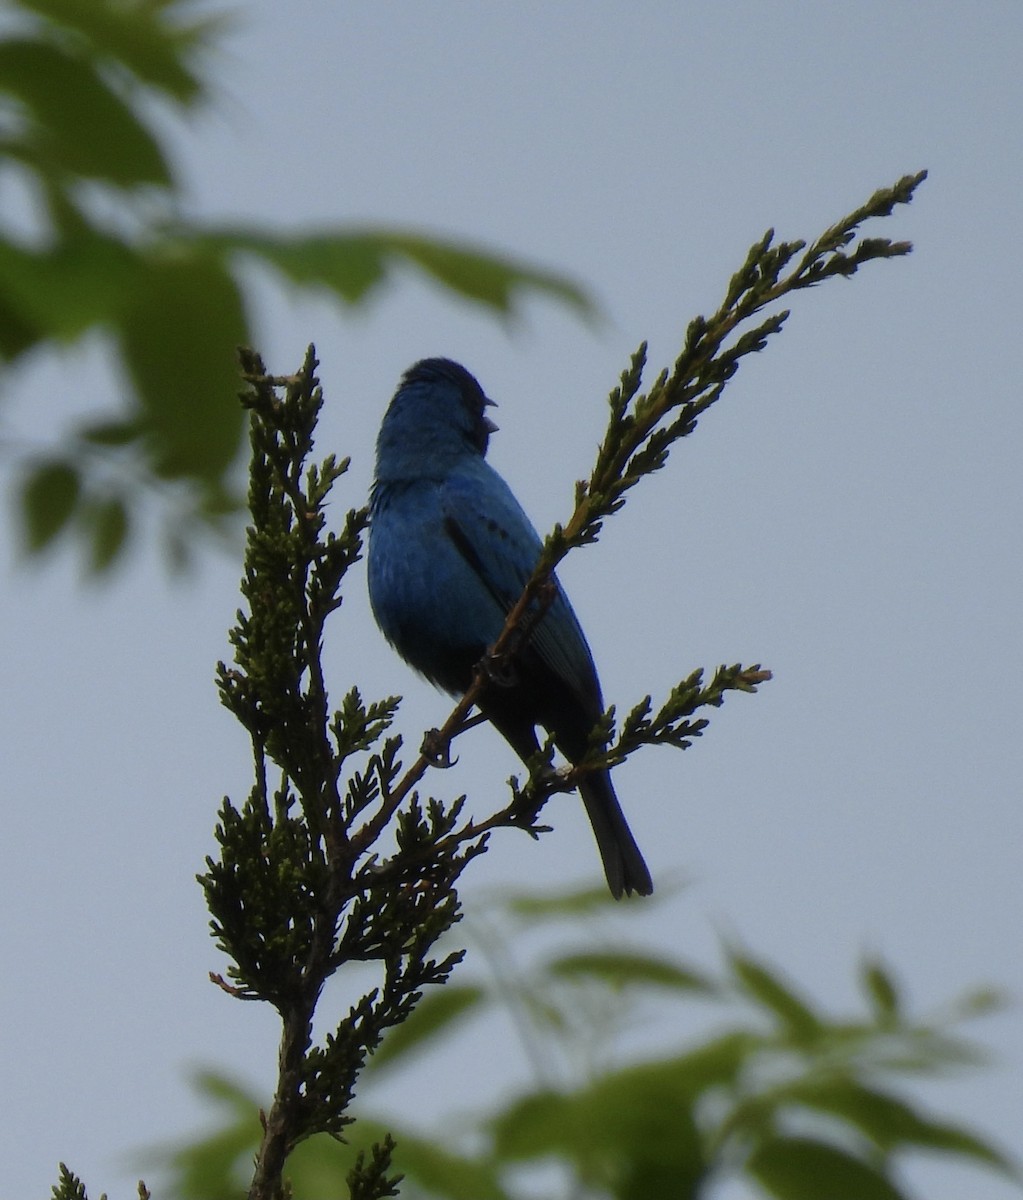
[{"x1": 367, "y1": 358, "x2": 652, "y2": 898}]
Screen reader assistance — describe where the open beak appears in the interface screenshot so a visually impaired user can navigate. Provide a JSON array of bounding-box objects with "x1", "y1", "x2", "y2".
[{"x1": 484, "y1": 396, "x2": 499, "y2": 433}]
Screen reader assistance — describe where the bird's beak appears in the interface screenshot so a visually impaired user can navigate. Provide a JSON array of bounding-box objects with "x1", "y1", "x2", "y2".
[{"x1": 484, "y1": 396, "x2": 499, "y2": 433}]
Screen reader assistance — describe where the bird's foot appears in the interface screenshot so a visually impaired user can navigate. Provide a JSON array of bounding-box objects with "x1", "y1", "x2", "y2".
[
  {"x1": 482, "y1": 649, "x2": 518, "y2": 689},
  {"x1": 420, "y1": 728, "x2": 457, "y2": 767}
]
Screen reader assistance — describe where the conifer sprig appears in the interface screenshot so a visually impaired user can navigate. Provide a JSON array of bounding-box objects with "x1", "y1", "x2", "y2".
[{"x1": 202, "y1": 172, "x2": 925, "y2": 1198}]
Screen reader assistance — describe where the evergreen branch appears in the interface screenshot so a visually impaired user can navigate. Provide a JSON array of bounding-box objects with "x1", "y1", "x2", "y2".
[
  {"x1": 385, "y1": 171, "x2": 925, "y2": 806},
  {"x1": 206, "y1": 171, "x2": 924, "y2": 1200},
  {"x1": 493, "y1": 664, "x2": 772, "y2": 823},
  {"x1": 205, "y1": 349, "x2": 476, "y2": 1199},
  {"x1": 347, "y1": 1136, "x2": 403, "y2": 1200}
]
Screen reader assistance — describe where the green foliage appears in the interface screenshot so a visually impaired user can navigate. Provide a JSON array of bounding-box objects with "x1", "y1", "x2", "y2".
[
  {"x1": 202, "y1": 347, "x2": 481, "y2": 1198},
  {"x1": 0, "y1": 0, "x2": 591, "y2": 570},
  {"x1": 50, "y1": 1163, "x2": 94, "y2": 1200},
  {"x1": 50, "y1": 1159, "x2": 149, "y2": 1200},
  {"x1": 558, "y1": 172, "x2": 926, "y2": 555},
  {"x1": 155, "y1": 890, "x2": 1018, "y2": 1200}
]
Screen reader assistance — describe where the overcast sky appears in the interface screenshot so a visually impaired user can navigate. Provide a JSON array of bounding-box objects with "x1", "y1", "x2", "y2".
[{"x1": 2, "y1": 4, "x2": 1021, "y2": 1198}]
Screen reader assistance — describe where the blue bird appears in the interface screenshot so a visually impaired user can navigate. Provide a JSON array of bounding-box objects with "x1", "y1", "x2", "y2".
[{"x1": 367, "y1": 358, "x2": 653, "y2": 898}]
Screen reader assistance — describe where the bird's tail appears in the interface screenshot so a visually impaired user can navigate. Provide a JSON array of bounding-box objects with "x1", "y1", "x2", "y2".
[{"x1": 579, "y1": 770, "x2": 653, "y2": 899}]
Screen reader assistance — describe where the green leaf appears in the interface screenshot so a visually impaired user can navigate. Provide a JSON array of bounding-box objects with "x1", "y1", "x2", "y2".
[
  {"x1": 499, "y1": 882, "x2": 622, "y2": 920},
  {"x1": 83, "y1": 494, "x2": 130, "y2": 573},
  {"x1": 191, "y1": 1069, "x2": 264, "y2": 1114},
  {"x1": 117, "y1": 249, "x2": 248, "y2": 485},
  {"x1": 666, "y1": 1031, "x2": 758, "y2": 1094},
  {"x1": 491, "y1": 1061, "x2": 709, "y2": 1198},
  {"x1": 789, "y1": 1079, "x2": 1018, "y2": 1174},
  {"x1": 144, "y1": 1071, "x2": 260, "y2": 1200},
  {"x1": 14, "y1": 0, "x2": 212, "y2": 103},
  {"x1": 748, "y1": 1136, "x2": 909, "y2": 1200},
  {"x1": 20, "y1": 458, "x2": 79, "y2": 551},
  {"x1": 728, "y1": 948, "x2": 821, "y2": 1039},
  {"x1": 383, "y1": 230, "x2": 594, "y2": 317},
  {"x1": 0, "y1": 288, "x2": 40, "y2": 358},
  {"x1": 0, "y1": 38, "x2": 172, "y2": 186},
  {"x1": 547, "y1": 950, "x2": 716, "y2": 994},
  {"x1": 366, "y1": 984, "x2": 487, "y2": 1073},
  {"x1": 78, "y1": 417, "x2": 144, "y2": 447},
  {"x1": 0, "y1": 232, "x2": 142, "y2": 348},
  {"x1": 949, "y1": 985, "x2": 1009, "y2": 1020},
  {"x1": 492, "y1": 1048, "x2": 747, "y2": 1162},
  {"x1": 861, "y1": 957, "x2": 900, "y2": 1022},
  {"x1": 202, "y1": 227, "x2": 594, "y2": 318},
  {"x1": 489, "y1": 1088, "x2": 596, "y2": 1161},
  {"x1": 876, "y1": 1026, "x2": 991, "y2": 1074}
]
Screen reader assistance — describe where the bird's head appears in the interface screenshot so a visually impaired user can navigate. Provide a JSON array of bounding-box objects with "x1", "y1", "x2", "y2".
[{"x1": 374, "y1": 358, "x2": 499, "y2": 481}]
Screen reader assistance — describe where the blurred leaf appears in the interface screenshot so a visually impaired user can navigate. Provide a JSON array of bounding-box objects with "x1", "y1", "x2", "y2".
[
  {"x1": 0, "y1": 232, "x2": 141, "y2": 350},
  {"x1": 861, "y1": 957, "x2": 901, "y2": 1023},
  {"x1": 20, "y1": 458, "x2": 79, "y2": 550},
  {"x1": 367, "y1": 984, "x2": 488, "y2": 1074},
  {"x1": 13, "y1": 0, "x2": 212, "y2": 102},
  {"x1": 487, "y1": 1036, "x2": 751, "y2": 1185},
  {"x1": 948, "y1": 985, "x2": 1010, "y2": 1020},
  {"x1": 874, "y1": 1026, "x2": 992, "y2": 1075},
  {"x1": 203, "y1": 227, "x2": 594, "y2": 318},
  {"x1": 118, "y1": 249, "x2": 248, "y2": 485},
  {"x1": 191, "y1": 1070, "x2": 263, "y2": 1112},
  {"x1": 0, "y1": 38, "x2": 171, "y2": 186},
  {"x1": 284, "y1": 1129, "x2": 364, "y2": 1200},
  {"x1": 667, "y1": 1031, "x2": 758, "y2": 1094},
  {"x1": 0, "y1": 288, "x2": 39, "y2": 357},
  {"x1": 492, "y1": 1047, "x2": 747, "y2": 1161},
  {"x1": 83, "y1": 493, "x2": 130, "y2": 572},
  {"x1": 491, "y1": 1059, "x2": 709, "y2": 1199},
  {"x1": 382, "y1": 231, "x2": 594, "y2": 317},
  {"x1": 786, "y1": 1078, "x2": 1018, "y2": 1173},
  {"x1": 153, "y1": 899, "x2": 1016, "y2": 1200},
  {"x1": 78, "y1": 417, "x2": 144, "y2": 447},
  {"x1": 148, "y1": 1072, "x2": 261, "y2": 1200},
  {"x1": 748, "y1": 1135, "x2": 908, "y2": 1200},
  {"x1": 901, "y1": 1121, "x2": 1019, "y2": 1178},
  {"x1": 499, "y1": 883, "x2": 621, "y2": 920},
  {"x1": 490, "y1": 1087, "x2": 600, "y2": 1161},
  {"x1": 728, "y1": 947, "x2": 821, "y2": 1039},
  {"x1": 162, "y1": 520, "x2": 193, "y2": 574},
  {"x1": 547, "y1": 950, "x2": 716, "y2": 994}
]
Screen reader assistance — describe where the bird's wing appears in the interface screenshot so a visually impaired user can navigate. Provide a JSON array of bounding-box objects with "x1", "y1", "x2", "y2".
[{"x1": 440, "y1": 466, "x2": 600, "y2": 706}]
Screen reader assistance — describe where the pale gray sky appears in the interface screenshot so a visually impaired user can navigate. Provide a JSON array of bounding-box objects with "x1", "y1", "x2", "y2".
[{"x1": 2, "y1": 4, "x2": 1021, "y2": 1197}]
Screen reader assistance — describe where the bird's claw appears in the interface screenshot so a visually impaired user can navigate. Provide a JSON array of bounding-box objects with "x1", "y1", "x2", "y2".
[{"x1": 421, "y1": 728, "x2": 457, "y2": 767}]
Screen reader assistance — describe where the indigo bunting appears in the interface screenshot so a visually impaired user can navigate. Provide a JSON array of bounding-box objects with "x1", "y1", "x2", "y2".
[{"x1": 367, "y1": 358, "x2": 653, "y2": 898}]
